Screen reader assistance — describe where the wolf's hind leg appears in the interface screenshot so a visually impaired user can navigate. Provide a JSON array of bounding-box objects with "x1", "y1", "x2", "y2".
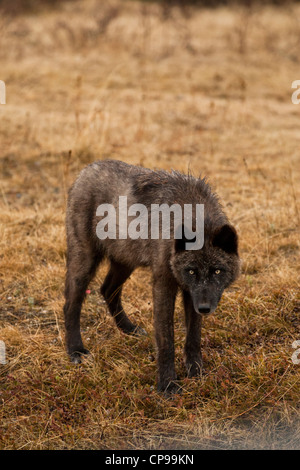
[
  {"x1": 64, "y1": 248, "x2": 102, "y2": 363},
  {"x1": 101, "y1": 260, "x2": 145, "y2": 336}
]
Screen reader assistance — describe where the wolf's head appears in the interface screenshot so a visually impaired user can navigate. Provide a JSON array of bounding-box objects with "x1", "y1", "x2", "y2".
[{"x1": 170, "y1": 224, "x2": 240, "y2": 315}]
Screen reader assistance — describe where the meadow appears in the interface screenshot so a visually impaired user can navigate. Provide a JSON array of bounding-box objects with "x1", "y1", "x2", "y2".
[{"x1": 0, "y1": 0, "x2": 299, "y2": 449}]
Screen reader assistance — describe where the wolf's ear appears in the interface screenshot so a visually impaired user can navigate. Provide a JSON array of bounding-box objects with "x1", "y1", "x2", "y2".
[
  {"x1": 174, "y1": 225, "x2": 196, "y2": 252},
  {"x1": 212, "y1": 224, "x2": 238, "y2": 254}
]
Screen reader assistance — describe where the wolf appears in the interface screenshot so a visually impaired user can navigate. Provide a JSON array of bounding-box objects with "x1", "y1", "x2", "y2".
[{"x1": 63, "y1": 160, "x2": 240, "y2": 394}]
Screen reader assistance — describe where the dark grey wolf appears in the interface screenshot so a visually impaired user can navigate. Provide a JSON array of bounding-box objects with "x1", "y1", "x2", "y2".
[{"x1": 64, "y1": 160, "x2": 240, "y2": 393}]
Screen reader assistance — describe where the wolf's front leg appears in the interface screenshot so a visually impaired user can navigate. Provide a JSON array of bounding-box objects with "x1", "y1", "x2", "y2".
[
  {"x1": 183, "y1": 291, "x2": 203, "y2": 377},
  {"x1": 152, "y1": 273, "x2": 179, "y2": 394}
]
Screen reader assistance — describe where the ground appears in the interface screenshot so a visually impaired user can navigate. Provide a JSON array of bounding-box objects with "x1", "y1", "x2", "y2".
[{"x1": 0, "y1": 0, "x2": 299, "y2": 450}]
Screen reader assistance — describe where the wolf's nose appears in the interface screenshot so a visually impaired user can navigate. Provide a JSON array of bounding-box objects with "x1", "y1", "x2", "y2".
[{"x1": 198, "y1": 304, "x2": 211, "y2": 314}]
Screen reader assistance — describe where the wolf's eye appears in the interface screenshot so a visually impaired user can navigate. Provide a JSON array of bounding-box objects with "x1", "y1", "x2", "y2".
[
  {"x1": 189, "y1": 269, "x2": 195, "y2": 275},
  {"x1": 215, "y1": 269, "x2": 221, "y2": 275}
]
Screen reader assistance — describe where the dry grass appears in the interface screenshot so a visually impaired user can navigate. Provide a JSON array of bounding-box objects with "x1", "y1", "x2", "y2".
[{"x1": 0, "y1": 0, "x2": 299, "y2": 450}]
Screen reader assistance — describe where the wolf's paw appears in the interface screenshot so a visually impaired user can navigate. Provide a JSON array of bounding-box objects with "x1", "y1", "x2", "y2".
[
  {"x1": 131, "y1": 325, "x2": 147, "y2": 336},
  {"x1": 185, "y1": 359, "x2": 203, "y2": 378},
  {"x1": 69, "y1": 348, "x2": 90, "y2": 364},
  {"x1": 122, "y1": 323, "x2": 147, "y2": 337},
  {"x1": 158, "y1": 380, "x2": 182, "y2": 397}
]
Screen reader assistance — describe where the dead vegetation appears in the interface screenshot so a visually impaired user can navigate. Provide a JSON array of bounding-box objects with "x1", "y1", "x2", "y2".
[{"x1": 0, "y1": 0, "x2": 299, "y2": 450}]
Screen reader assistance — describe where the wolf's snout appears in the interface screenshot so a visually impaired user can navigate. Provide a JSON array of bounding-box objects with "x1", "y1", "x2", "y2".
[{"x1": 197, "y1": 304, "x2": 211, "y2": 315}]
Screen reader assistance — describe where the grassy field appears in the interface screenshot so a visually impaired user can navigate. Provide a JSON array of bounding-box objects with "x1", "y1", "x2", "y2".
[{"x1": 0, "y1": 0, "x2": 299, "y2": 450}]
